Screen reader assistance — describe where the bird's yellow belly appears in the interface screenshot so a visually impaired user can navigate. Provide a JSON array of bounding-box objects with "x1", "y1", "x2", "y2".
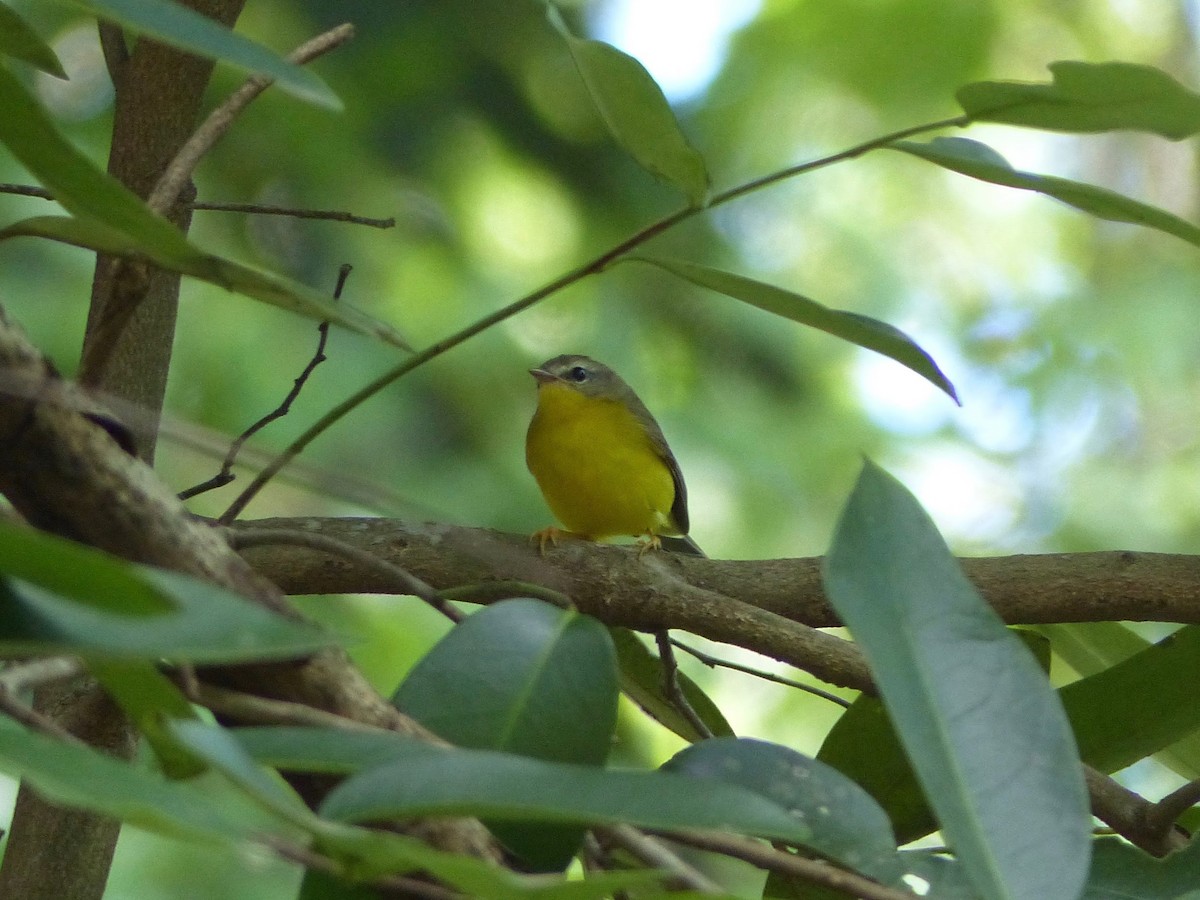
[{"x1": 526, "y1": 387, "x2": 676, "y2": 539}]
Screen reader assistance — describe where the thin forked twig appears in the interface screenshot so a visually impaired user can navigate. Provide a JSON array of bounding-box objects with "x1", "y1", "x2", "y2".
[
  {"x1": 655, "y1": 630, "x2": 715, "y2": 741},
  {"x1": 179, "y1": 264, "x2": 348, "y2": 501}
]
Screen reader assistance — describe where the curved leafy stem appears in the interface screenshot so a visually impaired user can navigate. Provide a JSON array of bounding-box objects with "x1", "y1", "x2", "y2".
[{"x1": 216, "y1": 114, "x2": 969, "y2": 523}]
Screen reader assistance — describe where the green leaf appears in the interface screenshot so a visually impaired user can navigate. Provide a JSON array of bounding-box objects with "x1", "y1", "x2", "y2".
[
  {"x1": 892, "y1": 137, "x2": 1200, "y2": 248},
  {"x1": 958, "y1": 61, "x2": 1200, "y2": 139},
  {"x1": 609, "y1": 627, "x2": 733, "y2": 742},
  {"x1": 1061, "y1": 626, "x2": 1200, "y2": 775},
  {"x1": 90, "y1": 659, "x2": 205, "y2": 778},
  {"x1": 394, "y1": 598, "x2": 619, "y2": 870},
  {"x1": 0, "y1": 215, "x2": 409, "y2": 346},
  {"x1": 627, "y1": 256, "x2": 959, "y2": 403},
  {"x1": 394, "y1": 599, "x2": 618, "y2": 765},
  {"x1": 1044, "y1": 623, "x2": 1200, "y2": 780},
  {"x1": 818, "y1": 694, "x2": 933, "y2": 843},
  {"x1": 236, "y1": 726, "x2": 811, "y2": 893},
  {"x1": 823, "y1": 460, "x2": 1091, "y2": 900},
  {"x1": 0, "y1": 3, "x2": 67, "y2": 78},
  {"x1": 1084, "y1": 836, "x2": 1200, "y2": 899},
  {"x1": 547, "y1": 6, "x2": 709, "y2": 207},
  {"x1": 664, "y1": 738, "x2": 903, "y2": 886},
  {"x1": 0, "y1": 521, "x2": 331, "y2": 662},
  {"x1": 234, "y1": 726, "x2": 812, "y2": 845},
  {"x1": 0, "y1": 723, "x2": 272, "y2": 844},
  {"x1": 78, "y1": 0, "x2": 340, "y2": 108}
]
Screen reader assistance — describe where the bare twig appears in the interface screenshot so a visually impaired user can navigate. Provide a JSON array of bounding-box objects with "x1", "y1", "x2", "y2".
[
  {"x1": 180, "y1": 265, "x2": 348, "y2": 502},
  {"x1": 672, "y1": 638, "x2": 852, "y2": 709},
  {"x1": 147, "y1": 23, "x2": 356, "y2": 216},
  {"x1": 191, "y1": 201, "x2": 395, "y2": 229},
  {"x1": 655, "y1": 631, "x2": 714, "y2": 741},
  {"x1": 1146, "y1": 777, "x2": 1200, "y2": 842},
  {"x1": 646, "y1": 829, "x2": 913, "y2": 900},
  {"x1": 595, "y1": 824, "x2": 724, "y2": 894},
  {"x1": 228, "y1": 526, "x2": 465, "y2": 623},
  {"x1": 191, "y1": 682, "x2": 447, "y2": 742},
  {"x1": 0, "y1": 185, "x2": 393, "y2": 229},
  {"x1": 1085, "y1": 765, "x2": 1190, "y2": 857}
]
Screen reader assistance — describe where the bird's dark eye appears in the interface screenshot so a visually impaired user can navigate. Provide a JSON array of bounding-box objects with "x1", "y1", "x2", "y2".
[{"x1": 567, "y1": 365, "x2": 589, "y2": 382}]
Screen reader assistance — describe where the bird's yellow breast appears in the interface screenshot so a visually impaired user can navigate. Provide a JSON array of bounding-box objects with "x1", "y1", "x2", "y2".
[{"x1": 526, "y1": 382, "x2": 678, "y2": 539}]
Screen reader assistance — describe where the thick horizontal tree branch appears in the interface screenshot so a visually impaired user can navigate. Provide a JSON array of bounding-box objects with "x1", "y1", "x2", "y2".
[{"x1": 231, "y1": 516, "x2": 1200, "y2": 632}]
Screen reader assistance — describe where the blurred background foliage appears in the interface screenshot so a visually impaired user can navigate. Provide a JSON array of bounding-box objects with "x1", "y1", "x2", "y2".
[{"x1": 2, "y1": 0, "x2": 1199, "y2": 896}]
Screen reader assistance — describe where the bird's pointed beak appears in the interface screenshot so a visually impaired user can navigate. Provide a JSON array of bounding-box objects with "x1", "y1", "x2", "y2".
[{"x1": 530, "y1": 367, "x2": 557, "y2": 384}]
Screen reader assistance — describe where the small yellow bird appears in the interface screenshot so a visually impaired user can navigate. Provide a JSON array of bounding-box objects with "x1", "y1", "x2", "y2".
[{"x1": 525, "y1": 354, "x2": 696, "y2": 555}]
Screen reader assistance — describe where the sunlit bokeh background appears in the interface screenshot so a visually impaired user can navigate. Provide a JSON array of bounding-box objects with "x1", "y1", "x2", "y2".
[{"x1": 3, "y1": 0, "x2": 1200, "y2": 895}]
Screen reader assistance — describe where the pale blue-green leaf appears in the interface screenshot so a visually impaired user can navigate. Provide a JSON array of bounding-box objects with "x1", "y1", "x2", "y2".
[
  {"x1": 823, "y1": 460, "x2": 1090, "y2": 900},
  {"x1": 958, "y1": 61, "x2": 1200, "y2": 139},
  {"x1": 78, "y1": 0, "x2": 339, "y2": 108},
  {"x1": 892, "y1": 137, "x2": 1200, "y2": 248},
  {"x1": 547, "y1": 6, "x2": 708, "y2": 206},
  {"x1": 0, "y1": 3, "x2": 67, "y2": 77},
  {"x1": 628, "y1": 256, "x2": 958, "y2": 402}
]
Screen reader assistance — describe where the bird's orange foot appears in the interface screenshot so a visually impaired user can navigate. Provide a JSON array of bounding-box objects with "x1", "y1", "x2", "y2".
[
  {"x1": 636, "y1": 533, "x2": 663, "y2": 557},
  {"x1": 531, "y1": 526, "x2": 586, "y2": 555}
]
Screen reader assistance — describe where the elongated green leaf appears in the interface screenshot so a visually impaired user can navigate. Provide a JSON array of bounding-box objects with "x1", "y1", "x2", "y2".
[
  {"x1": 321, "y1": 747, "x2": 813, "y2": 844},
  {"x1": 0, "y1": 65, "x2": 405, "y2": 344},
  {"x1": 609, "y1": 627, "x2": 733, "y2": 742},
  {"x1": 823, "y1": 461, "x2": 1090, "y2": 900},
  {"x1": 628, "y1": 256, "x2": 959, "y2": 402},
  {"x1": 394, "y1": 598, "x2": 618, "y2": 870},
  {"x1": 0, "y1": 723, "x2": 270, "y2": 844},
  {"x1": 892, "y1": 137, "x2": 1200, "y2": 248},
  {"x1": 1061, "y1": 626, "x2": 1200, "y2": 775},
  {"x1": 0, "y1": 3, "x2": 67, "y2": 77},
  {"x1": 229, "y1": 729, "x2": 739, "y2": 897},
  {"x1": 665, "y1": 738, "x2": 903, "y2": 886},
  {"x1": 90, "y1": 659, "x2": 204, "y2": 778},
  {"x1": 547, "y1": 6, "x2": 708, "y2": 207},
  {"x1": 0, "y1": 521, "x2": 331, "y2": 661},
  {"x1": 0, "y1": 215, "x2": 408, "y2": 346},
  {"x1": 236, "y1": 726, "x2": 812, "y2": 845},
  {"x1": 958, "y1": 61, "x2": 1200, "y2": 139},
  {"x1": 78, "y1": 0, "x2": 339, "y2": 108},
  {"x1": 1044, "y1": 623, "x2": 1200, "y2": 780}
]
